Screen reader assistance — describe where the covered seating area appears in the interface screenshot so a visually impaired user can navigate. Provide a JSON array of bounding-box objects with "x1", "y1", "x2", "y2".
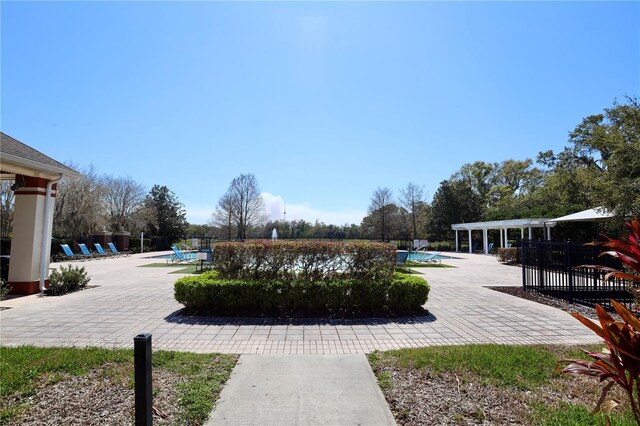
[
  {"x1": 451, "y1": 218, "x2": 556, "y2": 254},
  {"x1": 1, "y1": 133, "x2": 81, "y2": 294}
]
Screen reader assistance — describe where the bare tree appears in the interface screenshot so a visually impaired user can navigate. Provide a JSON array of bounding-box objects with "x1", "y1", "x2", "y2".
[
  {"x1": 53, "y1": 164, "x2": 105, "y2": 239},
  {"x1": 0, "y1": 180, "x2": 14, "y2": 238},
  {"x1": 367, "y1": 187, "x2": 395, "y2": 241},
  {"x1": 102, "y1": 176, "x2": 146, "y2": 231},
  {"x1": 222, "y1": 173, "x2": 266, "y2": 240},
  {"x1": 399, "y1": 182, "x2": 426, "y2": 239},
  {"x1": 211, "y1": 191, "x2": 236, "y2": 240}
]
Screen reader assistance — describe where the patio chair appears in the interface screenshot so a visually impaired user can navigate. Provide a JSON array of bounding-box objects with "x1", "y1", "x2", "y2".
[
  {"x1": 78, "y1": 243, "x2": 104, "y2": 259},
  {"x1": 94, "y1": 243, "x2": 115, "y2": 258},
  {"x1": 60, "y1": 244, "x2": 89, "y2": 261},
  {"x1": 168, "y1": 246, "x2": 196, "y2": 264},
  {"x1": 107, "y1": 242, "x2": 131, "y2": 257}
]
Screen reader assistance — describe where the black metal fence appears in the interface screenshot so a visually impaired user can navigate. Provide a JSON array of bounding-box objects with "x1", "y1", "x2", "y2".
[{"x1": 522, "y1": 240, "x2": 635, "y2": 311}]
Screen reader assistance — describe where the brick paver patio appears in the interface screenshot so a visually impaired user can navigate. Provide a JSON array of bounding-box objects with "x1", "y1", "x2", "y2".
[{"x1": 0, "y1": 252, "x2": 599, "y2": 353}]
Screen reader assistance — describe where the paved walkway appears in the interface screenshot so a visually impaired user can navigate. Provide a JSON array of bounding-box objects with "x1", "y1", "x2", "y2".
[
  {"x1": 0, "y1": 252, "x2": 599, "y2": 353},
  {"x1": 205, "y1": 354, "x2": 395, "y2": 426}
]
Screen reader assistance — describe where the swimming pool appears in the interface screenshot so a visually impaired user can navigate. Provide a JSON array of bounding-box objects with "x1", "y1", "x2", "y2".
[{"x1": 407, "y1": 252, "x2": 452, "y2": 262}]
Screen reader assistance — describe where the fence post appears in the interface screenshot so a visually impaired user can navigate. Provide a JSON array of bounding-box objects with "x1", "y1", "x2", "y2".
[
  {"x1": 567, "y1": 240, "x2": 573, "y2": 303},
  {"x1": 134, "y1": 332, "x2": 153, "y2": 426},
  {"x1": 521, "y1": 239, "x2": 526, "y2": 289},
  {"x1": 538, "y1": 240, "x2": 544, "y2": 290}
]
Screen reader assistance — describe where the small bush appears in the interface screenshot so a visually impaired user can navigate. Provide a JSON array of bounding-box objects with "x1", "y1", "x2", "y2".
[
  {"x1": 174, "y1": 271, "x2": 429, "y2": 317},
  {"x1": 46, "y1": 265, "x2": 90, "y2": 296},
  {"x1": 0, "y1": 278, "x2": 10, "y2": 300},
  {"x1": 497, "y1": 248, "x2": 518, "y2": 264}
]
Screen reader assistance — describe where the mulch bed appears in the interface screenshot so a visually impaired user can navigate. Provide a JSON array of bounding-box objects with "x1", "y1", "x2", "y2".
[
  {"x1": 3, "y1": 363, "x2": 184, "y2": 425},
  {"x1": 372, "y1": 347, "x2": 629, "y2": 425}
]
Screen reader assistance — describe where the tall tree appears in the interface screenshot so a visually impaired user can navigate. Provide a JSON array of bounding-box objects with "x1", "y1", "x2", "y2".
[
  {"x1": 211, "y1": 191, "x2": 236, "y2": 240},
  {"x1": 453, "y1": 161, "x2": 498, "y2": 207},
  {"x1": 146, "y1": 185, "x2": 188, "y2": 244},
  {"x1": 399, "y1": 182, "x2": 426, "y2": 239},
  {"x1": 427, "y1": 180, "x2": 483, "y2": 240},
  {"x1": 102, "y1": 176, "x2": 146, "y2": 231},
  {"x1": 0, "y1": 181, "x2": 14, "y2": 238},
  {"x1": 53, "y1": 165, "x2": 105, "y2": 239},
  {"x1": 222, "y1": 173, "x2": 266, "y2": 240},
  {"x1": 365, "y1": 187, "x2": 397, "y2": 241},
  {"x1": 538, "y1": 97, "x2": 640, "y2": 217}
]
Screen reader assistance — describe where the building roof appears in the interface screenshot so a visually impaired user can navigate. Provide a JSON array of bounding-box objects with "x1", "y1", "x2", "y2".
[
  {"x1": 451, "y1": 218, "x2": 556, "y2": 231},
  {"x1": 0, "y1": 132, "x2": 81, "y2": 180},
  {"x1": 546, "y1": 207, "x2": 614, "y2": 223}
]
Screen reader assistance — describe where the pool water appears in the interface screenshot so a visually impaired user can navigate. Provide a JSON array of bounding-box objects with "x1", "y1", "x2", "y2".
[{"x1": 407, "y1": 252, "x2": 451, "y2": 262}]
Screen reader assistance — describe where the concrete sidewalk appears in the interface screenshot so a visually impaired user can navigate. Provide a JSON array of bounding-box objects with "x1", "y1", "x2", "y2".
[{"x1": 206, "y1": 354, "x2": 395, "y2": 426}]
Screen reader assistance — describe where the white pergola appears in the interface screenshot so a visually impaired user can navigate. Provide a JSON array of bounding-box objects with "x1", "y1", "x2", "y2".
[{"x1": 451, "y1": 218, "x2": 556, "y2": 254}]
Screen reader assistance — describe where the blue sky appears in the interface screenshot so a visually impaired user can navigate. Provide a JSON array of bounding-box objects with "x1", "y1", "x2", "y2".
[{"x1": 2, "y1": 1, "x2": 638, "y2": 225}]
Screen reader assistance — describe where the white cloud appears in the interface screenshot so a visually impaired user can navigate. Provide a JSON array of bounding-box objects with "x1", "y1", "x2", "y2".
[
  {"x1": 261, "y1": 192, "x2": 365, "y2": 225},
  {"x1": 185, "y1": 205, "x2": 216, "y2": 224},
  {"x1": 185, "y1": 194, "x2": 366, "y2": 226}
]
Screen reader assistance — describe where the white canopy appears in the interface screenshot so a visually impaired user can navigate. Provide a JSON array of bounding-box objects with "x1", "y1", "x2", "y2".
[{"x1": 546, "y1": 207, "x2": 613, "y2": 223}]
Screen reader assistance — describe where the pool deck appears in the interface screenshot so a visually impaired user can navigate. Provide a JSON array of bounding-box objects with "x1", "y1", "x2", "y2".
[{"x1": 0, "y1": 251, "x2": 599, "y2": 354}]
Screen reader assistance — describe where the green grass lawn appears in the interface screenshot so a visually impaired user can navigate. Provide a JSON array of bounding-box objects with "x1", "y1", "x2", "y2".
[
  {"x1": 369, "y1": 344, "x2": 637, "y2": 425},
  {"x1": 0, "y1": 346, "x2": 237, "y2": 425}
]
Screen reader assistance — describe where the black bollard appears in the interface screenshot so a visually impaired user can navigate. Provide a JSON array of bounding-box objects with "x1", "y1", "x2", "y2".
[{"x1": 134, "y1": 332, "x2": 153, "y2": 426}]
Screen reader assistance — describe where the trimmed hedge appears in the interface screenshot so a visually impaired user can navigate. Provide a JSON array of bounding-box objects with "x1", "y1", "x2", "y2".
[
  {"x1": 174, "y1": 271, "x2": 430, "y2": 317},
  {"x1": 212, "y1": 241, "x2": 396, "y2": 283}
]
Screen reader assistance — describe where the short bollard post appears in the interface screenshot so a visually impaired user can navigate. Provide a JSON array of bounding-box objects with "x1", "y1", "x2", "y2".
[{"x1": 134, "y1": 333, "x2": 153, "y2": 426}]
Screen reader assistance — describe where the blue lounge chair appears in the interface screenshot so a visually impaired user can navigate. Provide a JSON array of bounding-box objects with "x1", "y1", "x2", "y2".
[
  {"x1": 168, "y1": 246, "x2": 196, "y2": 264},
  {"x1": 78, "y1": 243, "x2": 103, "y2": 259},
  {"x1": 107, "y1": 242, "x2": 131, "y2": 257},
  {"x1": 94, "y1": 243, "x2": 115, "y2": 257},
  {"x1": 60, "y1": 244, "x2": 89, "y2": 261},
  {"x1": 488, "y1": 243, "x2": 494, "y2": 253}
]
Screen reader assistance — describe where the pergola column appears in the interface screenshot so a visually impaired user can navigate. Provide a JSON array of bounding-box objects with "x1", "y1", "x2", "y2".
[
  {"x1": 528, "y1": 227, "x2": 533, "y2": 239},
  {"x1": 468, "y1": 229, "x2": 472, "y2": 253},
  {"x1": 7, "y1": 176, "x2": 56, "y2": 295},
  {"x1": 455, "y1": 230, "x2": 459, "y2": 252},
  {"x1": 499, "y1": 228, "x2": 504, "y2": 248},
  {"x1": 483, "y1": 229, "x2": 488, "y2": 254},
  {"x1": 520, "y1": 228, "x2": 524, "y2": 240}
]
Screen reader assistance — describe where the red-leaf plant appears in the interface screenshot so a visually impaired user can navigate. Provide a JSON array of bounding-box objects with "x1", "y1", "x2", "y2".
[{"x1": 559, "y1": 300, "x2": 640, "y2": 423}]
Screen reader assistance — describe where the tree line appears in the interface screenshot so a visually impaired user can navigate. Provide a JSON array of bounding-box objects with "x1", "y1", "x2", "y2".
[
  {"x1": 1, "y1": 97, "x2": 637, "y2": 245},
  {"x1": 362, "y1": 97, "x2": 639, "y2": 242},
  {"x1": 0, "y1": 166, "x2": 188, "y2": 243}
]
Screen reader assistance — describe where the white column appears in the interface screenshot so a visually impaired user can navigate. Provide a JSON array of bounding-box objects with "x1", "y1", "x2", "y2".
[
  {"x1": 483, "y1": 229, "x2": 488, "y2": 254},
  {"x1": 455, "y1": 230, "x2": 459, "y2": 252},
  {"x1": 7, "y1": 176, "x2": 56, "y2": 295},
  {"x1": 468, "y1": 230, "x2": 472, "y2": 253},
  {"x1": 499, "y1": 228, "x2": 504, "y2": 247},
  {"x1": 504, "y1": 228, "x2": 508, "y2": 246},
  {"x1": 520, "y1": 228, "x2": 524, "y2": 240},
  {"x1": 547, "y1": 226, "x2": 552, "y2": 240},
  {"x1": 528, "y1": 227, "x2": 533, "y2": 239}
]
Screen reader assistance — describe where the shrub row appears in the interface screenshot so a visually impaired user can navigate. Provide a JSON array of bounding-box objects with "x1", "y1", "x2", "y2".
[
  {"x1": 212, "y1": 241, "x2": 396, "y2": 283},
  {"x1": 497, "y1": 247, "x2": 519, "y2": 265},
  {"x1": 174, "y1": 271, "x2": 429, "y2": 317}
]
